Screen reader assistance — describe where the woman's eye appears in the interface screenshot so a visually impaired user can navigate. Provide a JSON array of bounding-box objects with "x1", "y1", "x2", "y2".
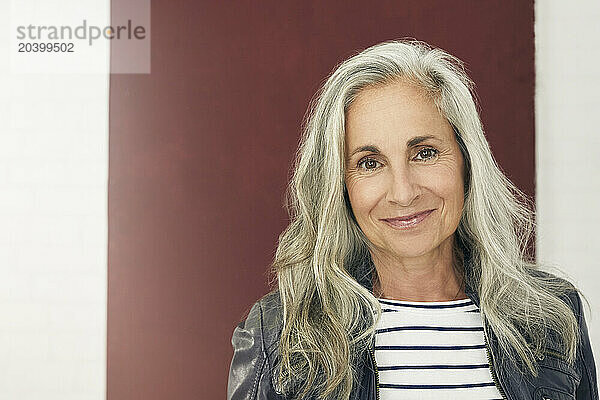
[
  {"x1": 414, "y1": 147, "x2": 438, "y2": 161},
  {"x1": 357, "y1": 158, "x2": 381, "y2": 171}
]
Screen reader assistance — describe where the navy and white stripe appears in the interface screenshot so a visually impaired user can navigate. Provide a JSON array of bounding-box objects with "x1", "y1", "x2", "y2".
[{"x1": 375, "y1": 297, "x2": 503, "y2": 399}]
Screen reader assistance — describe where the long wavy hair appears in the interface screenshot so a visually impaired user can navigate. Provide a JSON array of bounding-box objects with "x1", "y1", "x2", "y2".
[{"x1": 271, "y1": 39, "x2": 581, "y2": 400}]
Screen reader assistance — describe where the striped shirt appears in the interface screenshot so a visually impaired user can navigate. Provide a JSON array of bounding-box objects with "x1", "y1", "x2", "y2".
[{"x1": 374, "y1": 297, "x2": 503, "y2": 399}]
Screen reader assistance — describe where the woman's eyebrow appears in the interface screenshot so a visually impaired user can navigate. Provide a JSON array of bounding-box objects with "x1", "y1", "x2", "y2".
[
  {"x1": 348, "y1": 145, "x2": 381, "y2": 159},
  {"x1": 406, "y1": 135, "x2": 438, "y2": 147}
]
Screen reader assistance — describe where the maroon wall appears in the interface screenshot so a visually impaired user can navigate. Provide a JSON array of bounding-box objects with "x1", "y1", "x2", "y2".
[{"x1": 108, "y1": 1, "x2": 534, "y2": 399}]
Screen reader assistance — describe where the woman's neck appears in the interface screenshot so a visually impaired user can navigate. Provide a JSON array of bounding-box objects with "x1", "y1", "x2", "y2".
[{"x1": 371, "y1": 241, "x2": 466, "y2": 302}]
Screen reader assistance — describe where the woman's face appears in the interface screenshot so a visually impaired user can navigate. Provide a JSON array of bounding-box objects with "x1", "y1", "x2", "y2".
[{"x1": 344, "y1": 79, "x2": 464, "y2": 263}]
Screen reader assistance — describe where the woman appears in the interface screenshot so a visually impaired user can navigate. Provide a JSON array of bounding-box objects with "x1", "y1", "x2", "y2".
[{"x1": 227, "y1": 40, "x2": 598, "y2": 400}]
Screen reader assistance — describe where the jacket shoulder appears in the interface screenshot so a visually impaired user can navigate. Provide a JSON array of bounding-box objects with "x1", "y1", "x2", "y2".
[
  {"x1": 254, "y1": 290, "x2": 284, "y2": 356},
  {"x1": 227, "y1": 290, "x2": 283, "y2": 400},
  {"x1": 528, "y1": 268, "x2": 574, "y2": 285},
  {"x1": 528, "y1": 269, "x2": 579, "y2": 310},
  {"x1": 236, "y1": 290, "x2": 283, "y2": 360}
]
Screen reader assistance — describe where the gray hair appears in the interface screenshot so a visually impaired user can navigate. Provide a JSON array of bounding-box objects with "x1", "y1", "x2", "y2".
[{"x1": 272, "y1": 39, "x2": 581, "y2": 400}]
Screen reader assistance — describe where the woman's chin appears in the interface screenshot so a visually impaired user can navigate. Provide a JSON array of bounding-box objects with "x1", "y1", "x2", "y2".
[{"x1": 381, "y1": 243, "x2": 436, "y2": 260}]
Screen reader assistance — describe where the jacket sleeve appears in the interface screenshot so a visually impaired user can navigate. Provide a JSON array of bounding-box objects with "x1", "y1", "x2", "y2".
[
  {"x1": 227, "y1": 300, "x2": 271, "y2": 400},
  {"x1": 574, "y1": 290, "x2": 599, "y2": 399}
]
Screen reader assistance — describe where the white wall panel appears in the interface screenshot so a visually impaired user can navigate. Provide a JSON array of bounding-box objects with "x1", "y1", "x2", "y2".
[
  {"x1": 535, "y1": 0, "x2": 600, "y2": 373},
  {"x1": 0, "y1": 0, "x2": 109, "y2": 399}
]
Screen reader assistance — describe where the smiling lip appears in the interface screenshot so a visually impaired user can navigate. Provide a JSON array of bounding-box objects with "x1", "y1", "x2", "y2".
[{"x1": 380, "y1": 209, "x2": 435, "y2": 229}]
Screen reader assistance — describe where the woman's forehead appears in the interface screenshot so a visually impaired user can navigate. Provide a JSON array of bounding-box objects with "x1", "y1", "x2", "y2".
[
  {"x1": 345, "y1": 82, "x2": 453, "y2": 148},
  {"x1": 348, "y1": 79, "x2": 433, "y2": 112}
]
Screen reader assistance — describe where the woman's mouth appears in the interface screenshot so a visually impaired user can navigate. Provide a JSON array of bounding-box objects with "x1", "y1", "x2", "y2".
[{"x1": 380, "y1": 209, "x2": 435, "y2": 230}]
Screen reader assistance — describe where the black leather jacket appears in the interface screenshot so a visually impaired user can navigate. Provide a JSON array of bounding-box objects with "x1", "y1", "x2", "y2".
[{"x1": 227, "y1": 272, "x2": 598, "y2": 399}]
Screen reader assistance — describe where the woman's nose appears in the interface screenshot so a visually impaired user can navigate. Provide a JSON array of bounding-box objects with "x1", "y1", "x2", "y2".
[{"x1": 385, "y1": 165, "x2": 421, "y2": 206}]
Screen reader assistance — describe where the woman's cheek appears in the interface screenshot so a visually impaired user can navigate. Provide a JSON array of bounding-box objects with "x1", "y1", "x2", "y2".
[{"x1": 347, "y1": 176, "x2": 384, "y2": 217}]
